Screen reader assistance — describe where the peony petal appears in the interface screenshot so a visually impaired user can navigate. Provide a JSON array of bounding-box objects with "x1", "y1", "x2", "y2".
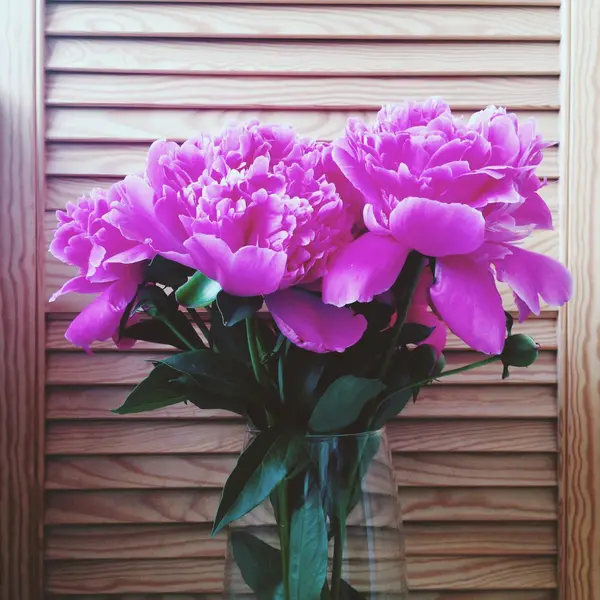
[
  {"x1": 389, "y1": 197, "x2": 485, "y2": 257},
  {"x1": 184, "y1": 234, "x2": 286, "y2": 297},
  {"x1": 65, "y1": 278, "x2": 139, "y2": 352},
  {"x1": 511, "y1": 192, "x2": 554, "y2": 230},
  {"x1": 406, "y1": 303, "x2": 447, "y2": 357},
  {"x1": 332, "y1": 141, "x2": 381, "y2": 203},
  {"x1": 146, "y1": 139, "x2": 180, "y2": 191},
  {"x1": 322, "y1": 232, "x2": 409, "y2": 307},
  {"x1": 50, "y1": 276, "x2": 110, "y2": 302},
  {"x1": 430, "y1": 256, "x2": 506, "y2": 355},
  {"x1": 265, "y1": 288, "x2": 367, "y2": 353},
  {"x1": 494, "y1": 245, "x2": 572, "y2": 318},
  {"x1": 104, "y1": 244, "x2": 154, "y2": 265}
]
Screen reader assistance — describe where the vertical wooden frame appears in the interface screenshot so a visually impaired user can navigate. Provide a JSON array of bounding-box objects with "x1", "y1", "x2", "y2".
[
  {"x1": 561, "y1": 0, "x2": 600, "y2": 598},
  {"x1": 0, "y1": 0, "x2": 45, "y2": 597}
]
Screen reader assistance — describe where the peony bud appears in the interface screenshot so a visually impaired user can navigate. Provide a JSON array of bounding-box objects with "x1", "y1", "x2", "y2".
[{"x1": 501, "y1": 334, "x2": 539, "y2": 368}]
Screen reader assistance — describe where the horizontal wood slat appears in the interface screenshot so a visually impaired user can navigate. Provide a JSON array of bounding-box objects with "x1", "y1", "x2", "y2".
[
  {"x1": 45, "y1": 487, "x2": 557, "y2": 525},
  {"x1": 45, "y1": 316, "x2": 559, "y2": 352},
  {"x1": 45, "y1": 350, "x2": 557, "y2": 386},
  {"x1": 44, "y1": 452, "x2": 556, "y2": 490},
  {"x1": 45, "y1": 74, "x2": 561, "y2": 111},
  {"x1": 46, "y1": 39, "x2": 560, "y2": 76},
  {"x1": 44, "y1": 522, "x2": 557, "y2": 560},
  {"x1": 46, "y1": 0, "x2": 561, "y2": 5},
  {"x1": 44, "y1": 556, "x2": 555, "y2": 594},
  {"x1": 44, "y1": 141, "x2": 561, "y2": 177},
  {"x1": 45, "y1": 384, "x2": 558, "y2": 420},
  {"x1": 45, "y1": 5, "x2": 560, "y2": 41},
  {"x1": 45, "y1": 419, "x2": 557, "y2": 455},
  {"x1": 45, "y1": 108, "x2": 561, "y2": 144}
]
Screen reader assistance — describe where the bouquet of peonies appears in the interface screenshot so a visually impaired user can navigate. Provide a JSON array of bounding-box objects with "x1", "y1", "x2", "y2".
[{"x1": 50, "y1": 98, "x2": 572, "y2": 599}]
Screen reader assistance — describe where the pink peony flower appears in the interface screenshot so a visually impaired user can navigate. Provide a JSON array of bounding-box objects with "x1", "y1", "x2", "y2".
[
  {"x1": 106, "y1": 122, "x2": 367, "y2": 353},
  {"x1": 323, "y1": 98, "x2": 572, "y2": 355},
  {"x1": 49, "y1": 189, "x2": 153, "y2": 351}
]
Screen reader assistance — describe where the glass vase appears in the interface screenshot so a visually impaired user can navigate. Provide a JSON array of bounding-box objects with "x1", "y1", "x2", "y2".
[{"x1": 222, "y1": 428, "x2": 407, "y2": 599}]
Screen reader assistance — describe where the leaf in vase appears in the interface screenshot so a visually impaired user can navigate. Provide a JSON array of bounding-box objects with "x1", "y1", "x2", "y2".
[
  {"x1": 370, "y1": 387, "x2": 412, "y2": 429},
  {"x1": 288, "y1": 485, "x2": 328, "y2": 600},
  {"x1": 230, "y1": 530, "x2": 283, "y2": 600},
  {"x1": 217, "y1": 291, "x2": 264, "y2": 326},
  {"x1": 112, "y1": 364, "x2": 189, "y2": 414},
  {"x1": 309, "y1": 376, "x2": 386, "y2": 434},
  {"x1": 339, "y1": 579, "x2": 367, "y2": 599},
  {"x1": 176, "y1": 271, "x2": 222, "y2": 308},
  {"x1": 212, "y1": 428, "x2": 300, "y2": 535},
  {"x1": 210, "y1": 309, "x2": 251, "y2": 364}
]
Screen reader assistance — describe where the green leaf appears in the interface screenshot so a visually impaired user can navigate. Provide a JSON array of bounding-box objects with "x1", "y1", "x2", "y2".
[
  {"x1": 158, "y1": 349, "x2": 258, "y2": 398},
  {"x1": 176, "y1": 271, "x2": 222, "y2": 308},
  {"x1": 212, "y1": 427, "x2": 298, "y2": 535},
  {"x1": 309, "y1": 376, "x2": 386, "y2": 434},
  {"x1": 398, "y1": 323, "x2": 436, "y2": 346},
  {"x1": 505, "y1": 311, "x2": 514, "y2": 336},
  {"x1": 370, "y1": 387, "x2": 412, "y2": 429},
  {"x1": 339, "y1": 579, "x2": 367, "y2": 600},
  {"x1": 112, "y1": 365, "x2": 188, "y2": 414},
  {"x1": 230, "y1": 531, "x2": 283, "y2": 600},
  {"x1": 121, "y1": 319, "x2": 199, "y2": 351},
  {"x1": 217, "y1": 291, "x2": 264, "y2": 327},
  {"x1": 209, "y1": 308, "x2": 250, "y2": 364},
  {"x1": 169, "y1": 373, "x2": 246, "y2": 416},
  {"x1": 144, "y1": 255, "x2": 195, "y2": 289},
  {"x1": 288, "y1": 486, "x2": 328, "y2": 600}
]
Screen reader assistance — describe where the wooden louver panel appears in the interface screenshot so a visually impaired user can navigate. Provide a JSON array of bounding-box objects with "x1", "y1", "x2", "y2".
[{"x1": 43, "y1": 0, "x2": 562, "y2": 598}]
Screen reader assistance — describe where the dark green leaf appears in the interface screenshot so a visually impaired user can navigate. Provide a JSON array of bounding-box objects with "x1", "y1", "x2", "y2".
[
  {"x1": 144, "y1": 256, "x2": 195, "y2": 289},
  {"x1": 158, "y1": 349, "x2": 258, "y2": 398},
  {"x1": 398, "y1": 323, "x2": 436, "y2": 346},
  {"x1": 339, "y1": 579, "x2": 367, "y2": 600},
  {"x1": 370, "y1": 387, "x2": 412, "y2": 429},
  {"x1": 320, "y1": 582, "x2": 332, "y2": 600},
  {"x1": 434, "y1": 352, "x2": 446, "y2": 377},
  {"x1": 217, "y1": 291, "x2": 263, "y2": 327},
  {"x1": 122, "y1": 319, "x2": 198, "y2": 351},
  {"x1": 176, "y1": 271, "x2": 222, "y2": 308},
  {"x1": 230, "y1": 531, "x2": 283, "y2": 600},
  {"x1": 112, "y1": 365, "x2": 188, "y2": 414},
  {"x1": 210, "y1": 308, "x2": 250, "y2": 364},
  {"x1": 288, "y1": 486, "x2": 328, "y2": 600},
  {"x1": 505, "y1": 311, "x2": 514, "y2": 336},
  {"x1": 169, "y1": 373, "x2": 247, "y2": 417},
  {"x1": 212, "y1": 427, "x2": 298, "y2": 535},
  {"x1": 407, "y1": 344, "x2": 438, "y2": 381},
  {"x1": 309, "y1": 376, "x2": 386, "y2": 434}
]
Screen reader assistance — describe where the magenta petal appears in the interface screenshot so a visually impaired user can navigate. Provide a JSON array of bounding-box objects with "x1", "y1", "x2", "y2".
[
  {"x1": 105, "y1": 244, "x2": 154, "y2": 265},
  {"x1": 184, "y1": 235, "x2": 286, "y2": 297},
  {"x1": 322, "y1": 232, "x2": 409, "y2": 307},
  {"x1": 511, "y1": 192, "x2": 554, "y2": 230},
  {"x1": 430, "y1": 257, "x2": 506, "y2": 355},
  {"x1": 50, "y1": 276, "x2": 110, "y2": 302},
  {"x1": 265, "y1": 288, "x2": 367, "y2": 353},
  {"x1": 146, "y1": 139, "x2": 179, "y2": 191},
  {"x1": 332, "y1": 142, "x2": 380, "y2": 203},
  {"x1": 494, "y1": 245, "x2": 572, "y2": 317},
  {"x1": 389, "y1": 197, "x2": 485, "y2": 257},
  {"x1": 65, "y1": 278, "x2": 139, "y2": 352}
]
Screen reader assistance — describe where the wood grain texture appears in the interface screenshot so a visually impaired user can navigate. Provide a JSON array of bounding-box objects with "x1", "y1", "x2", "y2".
[
  {"x1": 45, "y1": 419, "x2": 556, "y2": 455},
  {"x1": 44, "y1": 452, "x2": 556, "y2": 490},
  {"x1": 44, "y1": 522, "x2": 557, "y2": 560},
  {"x1": 46, "y1": 0, "x2": 561, "y2": 4},
  {"x1": 45, "y1": 5, "x2": 560, "y2": 40},
  {"x1": 44, "y1": 487, "x2": 556, "y2": 525},
  {"x1": 45, "y1": 74, "x2": 560, "y2": 110},
  {"x1": 0, "y1": 0, "x2": 45, "y2": 598},
  {"x1": 45, "y1": 107, "x2": 561, "y2": 144},
  {"x1": 45, "y1": 315, "x2": 559, "y2": 351},
  {"x1": 45, "y1": 384, "x2": 558, "y2": 420},
  {"x1": 46, "y1": 39, "x2": 560, "y2": 76},
  {"x1": 46, "y1": 141, "x2": 560, "y2": 177},
  {"x1": 46, "y1": 349, "x2": 557, "y2": 386},
  {"x1": 561, "y1": 1, "x2": 600, "y2": 599},
  {"x1": 44, "y1": 556, "x2": 555, "y2": 594}
]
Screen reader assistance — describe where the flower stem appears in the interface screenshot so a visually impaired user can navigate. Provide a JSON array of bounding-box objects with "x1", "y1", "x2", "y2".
[
  {"x1": 246, "y1": 317, "x2": 267, "y2": 386},
  {"x1": 330, "y1": 515, "x2": 346, "y2": 600},
  {"x1": 159, "y1": 317, "x2": 196, "y2": 351},
  {"x1": 186, "y1": 308, "x2": 210, "y2": 343},
  {"x1": 378, "y1": 252, "x2": 425, "y2": 380},
  {"x1": 278, "y1": 482, "x2": 291, "y2": 600}
]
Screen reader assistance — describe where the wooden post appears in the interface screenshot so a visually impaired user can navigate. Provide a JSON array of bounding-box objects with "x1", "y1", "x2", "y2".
[
  {"x1": 561, "y1": 0, "x2": 600, "y2": 598},
  {"x1": 0, "y1": 0, "x2": 45, "y2": 597}
]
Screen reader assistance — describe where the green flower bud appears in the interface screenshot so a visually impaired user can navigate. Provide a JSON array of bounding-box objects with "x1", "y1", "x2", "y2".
[{"x1": 501, "y1": 334, "x2": 539, "y2": 368}]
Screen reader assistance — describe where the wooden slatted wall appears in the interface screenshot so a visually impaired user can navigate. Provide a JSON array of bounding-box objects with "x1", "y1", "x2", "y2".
[{"x1": 43, "y1": 0, "x2": 563, "y2": 597}]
